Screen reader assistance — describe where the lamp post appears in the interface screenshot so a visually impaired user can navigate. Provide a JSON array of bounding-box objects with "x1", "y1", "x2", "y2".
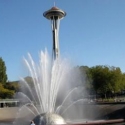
[{"x1": 43, "y1": 6, "x2": 66, "y2": 60}]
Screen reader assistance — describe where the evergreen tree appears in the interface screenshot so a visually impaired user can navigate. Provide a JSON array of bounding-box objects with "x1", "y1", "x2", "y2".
[{"x1": 0, "y1": 57, "x2": 7, "y2": 84}]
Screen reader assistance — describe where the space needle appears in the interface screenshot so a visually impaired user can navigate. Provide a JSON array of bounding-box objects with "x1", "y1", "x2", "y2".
[{"x1": 43, "y1": 6, "x2": 66, "y2": 60}]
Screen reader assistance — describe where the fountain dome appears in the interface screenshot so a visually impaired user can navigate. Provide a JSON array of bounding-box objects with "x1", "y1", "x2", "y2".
[{"x1": 33, "y1": 113, "x2": 66, "y2": 125}]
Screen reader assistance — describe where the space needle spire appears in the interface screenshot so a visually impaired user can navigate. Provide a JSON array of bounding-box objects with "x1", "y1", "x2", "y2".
[{"x1": 43, "y1": 6, "x2": 66, "y2": 60}]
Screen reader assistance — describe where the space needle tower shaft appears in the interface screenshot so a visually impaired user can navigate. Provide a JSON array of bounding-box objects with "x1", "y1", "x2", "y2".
[{"x1": 43, "y1": 6, "x2": 66, "y2": 60}]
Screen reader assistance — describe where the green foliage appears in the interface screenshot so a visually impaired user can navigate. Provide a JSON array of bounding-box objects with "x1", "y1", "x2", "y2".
[
  {"x1": 79, "y1": 65, "x2": 125, "y2": 99},
  {"x1": 121, "y1": 73, "x2": 125, "y2": 89},
  {"x1": 0, "y1": 84, "x2": 14, "y2": 99},
  {"x1": 90, "y1": 66, "x2": 111, "y2": 94},
  {"x1": 0, "y1": 58, "x2": 7, "y2": 84},
  {"x1": 0, "y1": 76, "x2": 33, "y2": 99},
  {"x1": 109, "y1": 67, "x2": 123, "y2": 93},
  {"x1": 79, "y1": 66, "x2": 93, "y2": 91},
  {"x1": 4, "y1": 81, "x2": 20, "y2": 92}
]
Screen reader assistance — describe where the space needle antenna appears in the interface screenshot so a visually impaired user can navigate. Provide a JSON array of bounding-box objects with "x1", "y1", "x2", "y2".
[{"x1": 54, "y1": 2, "x2": 56, "y2": 6}]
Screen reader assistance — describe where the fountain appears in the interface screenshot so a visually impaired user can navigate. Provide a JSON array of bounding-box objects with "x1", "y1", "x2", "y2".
[
  {"x1": 11, "y1": 6, "x2": 125, "y2": 125},
  {"x1": 12, "y1": 6, "x2": 88, "y2": 125},
  {"x1": 13, "y1": 49, "x2": 88, "y2": 125}
]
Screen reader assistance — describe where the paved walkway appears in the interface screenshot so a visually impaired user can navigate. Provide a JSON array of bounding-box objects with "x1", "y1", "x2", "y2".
[{"x1": 0, "y1": 107, "x2": 19, "y2": 122}]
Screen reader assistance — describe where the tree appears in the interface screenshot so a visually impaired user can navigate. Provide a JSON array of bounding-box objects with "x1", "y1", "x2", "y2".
[
  {"x1": 79, "y1": 66, "x2": 93, "y2": 92},
  {"x1": 4, "y1": 81, "x2": 20, "y2": 92},
  {"x1": 0, "y1": 84, "x2": 14, "y2": 99},
  {"x1": 89, "y1": 65, "x2": 125, "y2": 99},
  {"x1": 89, "y1": 65, "x2": 111, "y2": 98},
  {"x1": 0, "y1": 58, "x2": 7, "y2": 84},
  {"x1": 109, "y1": 67, "x2": 123, "y2": 93},
  {"x1": 121, "y1": 73, "x2": 125, "y2": 90}
]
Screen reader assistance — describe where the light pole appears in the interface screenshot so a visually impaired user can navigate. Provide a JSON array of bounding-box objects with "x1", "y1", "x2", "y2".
[{"x1": 43, "y1": 6, "x2": 66, "y2": 60}]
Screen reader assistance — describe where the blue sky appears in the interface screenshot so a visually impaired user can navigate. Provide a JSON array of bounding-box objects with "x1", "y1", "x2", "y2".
[{"x1": 0, "y1": 0, "x2": 125, "y2": 81}]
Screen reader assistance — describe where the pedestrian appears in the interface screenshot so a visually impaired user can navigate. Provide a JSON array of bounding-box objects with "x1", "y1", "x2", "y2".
[{"x1": 30, "y1": 120, "x2": 36, "y2": 125}]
